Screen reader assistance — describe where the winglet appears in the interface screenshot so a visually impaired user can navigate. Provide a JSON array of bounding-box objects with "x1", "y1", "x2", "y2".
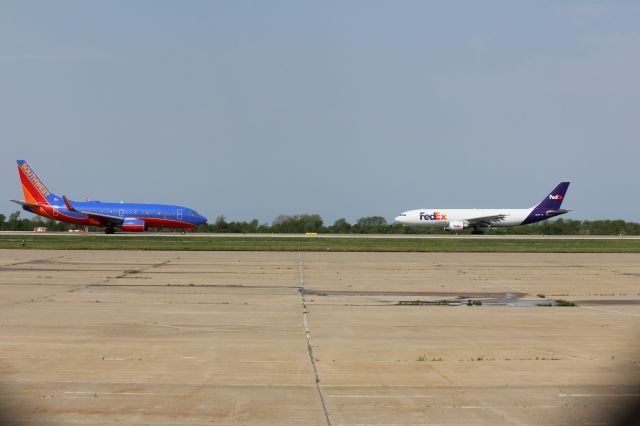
[{"x1": 62, "y1": 196, "x2": 76, "y2": 212}]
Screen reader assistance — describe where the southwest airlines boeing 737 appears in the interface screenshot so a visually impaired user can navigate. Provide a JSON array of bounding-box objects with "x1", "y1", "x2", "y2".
[
  {"x1": 395, "y1": 182, "x2": 570, "y2": 234},
  {"x1": 11, "y1": 160, "x2": 207, "y2": 233}
]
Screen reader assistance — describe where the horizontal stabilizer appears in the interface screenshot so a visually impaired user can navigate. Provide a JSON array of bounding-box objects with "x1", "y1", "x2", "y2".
[
  {"x1": 10, "y1": 199, "x2": 40, "y2": 208},
  {"x1": 545, "y1": 209, "x2": 570, "y2": 218}
]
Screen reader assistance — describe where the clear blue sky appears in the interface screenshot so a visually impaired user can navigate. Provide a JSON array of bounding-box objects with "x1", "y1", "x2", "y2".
[{"x1": 1, "y1": 1, "x2": 639, "y2": 224}]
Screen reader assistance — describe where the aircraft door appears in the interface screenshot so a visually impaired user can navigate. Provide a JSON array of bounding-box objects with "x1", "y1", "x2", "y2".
[
  {"x1": 177, "y1": 209, "x2": 183, "y2": 220},
  {"x1": 118, "y1": 209, "x2": 124, "y2": 217}
]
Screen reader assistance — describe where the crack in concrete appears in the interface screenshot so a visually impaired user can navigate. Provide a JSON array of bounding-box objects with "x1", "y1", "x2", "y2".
[
  {"x1": 298, "y1": 252, "x2": 331, "y2": 426},
  {"x1": 70, "y1": 259, "x2": 173, "y2": 293},
  {"x1": 10, "y1": 258, "x2": 176, "y2": 307},
  {"x1": 0, "y1": 255, "x2": 66, "y2": 269}
]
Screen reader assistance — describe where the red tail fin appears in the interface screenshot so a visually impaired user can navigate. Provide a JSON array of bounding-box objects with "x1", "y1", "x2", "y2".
[{"x1": 16, "y1": 160, "x2": 56, "y2": 206}]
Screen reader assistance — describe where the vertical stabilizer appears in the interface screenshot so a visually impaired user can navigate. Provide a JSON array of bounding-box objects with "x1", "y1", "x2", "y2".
[
  {"x1": 16, "y1": 160, "x2": 59, "y2": 206},
  {"x1": 533, "y1": 182, "x2": 570, "y2": 211}
]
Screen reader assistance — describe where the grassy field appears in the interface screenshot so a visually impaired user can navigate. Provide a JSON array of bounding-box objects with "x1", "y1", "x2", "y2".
[{"x1": 0, "y1": 234, "x2": 639, "y2": 252}]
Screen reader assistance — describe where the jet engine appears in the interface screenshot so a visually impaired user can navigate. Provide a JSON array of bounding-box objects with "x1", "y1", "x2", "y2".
[
  {"x1": 447, "y1": 221, "x2": 464, "y2": 231},
  {"x1": 121, "y1": 218, "x2": 146, "y2": 232}
]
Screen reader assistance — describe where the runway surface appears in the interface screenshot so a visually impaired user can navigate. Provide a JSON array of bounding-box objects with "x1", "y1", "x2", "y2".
[{"x1": 0, "y1": 250, "x2": 639, "y2": 424}]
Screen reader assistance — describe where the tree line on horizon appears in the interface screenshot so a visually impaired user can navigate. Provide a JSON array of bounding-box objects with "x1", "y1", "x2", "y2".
[{"x1": 1, "y1": 210, "x2": 639, "y2": 235}]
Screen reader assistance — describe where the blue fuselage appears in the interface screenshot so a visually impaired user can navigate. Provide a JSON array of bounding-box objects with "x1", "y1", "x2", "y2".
[{"x1": 23, "y1": 200, "x2": 207, "y2": 230}]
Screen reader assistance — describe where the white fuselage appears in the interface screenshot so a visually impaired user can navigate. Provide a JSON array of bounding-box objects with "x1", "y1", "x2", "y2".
[{"x1": 395, "y1": 208, "x2": 533, "y2": 228}]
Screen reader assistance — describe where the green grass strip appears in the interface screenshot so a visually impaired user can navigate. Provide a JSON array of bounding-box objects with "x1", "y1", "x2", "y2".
[{"x1": 1, "y1": 235, "x2": 639, "y2": 253}]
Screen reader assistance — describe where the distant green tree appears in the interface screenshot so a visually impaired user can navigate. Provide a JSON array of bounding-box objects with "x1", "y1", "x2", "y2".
[
  {"x1": 214, "y1": 215, "x2": 228, "y2": 232},
  {"x1": 246, "y1": 219, "x2": 260, "y2": 233},
  {"x1": 388, "y1": 222, "x2": 416, "y2": 234},
  {"x1": 137, "y1": 212, "x2": 640, "y2": 236},
  {"x1": 356, "y1": 216, "x2": 388, "y2": 227},
  {"x1": 489, "y1": 218, "x2": 640, "y2": 236},
  {"x1": 354, "y1": 216, "x2": 389, "y2": 234},
  {"x1": 330, "y1": 218, "x2": 352, "y2": 233},
  {"x1": 272, "y1": 214, "x2": 323, "y2": 233},
  {"x1": 7, "y1": 211, "x2": 21, "y2": 231}
]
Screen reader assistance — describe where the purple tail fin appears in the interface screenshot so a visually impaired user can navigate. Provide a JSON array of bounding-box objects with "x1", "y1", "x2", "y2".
[{"x1": 534, "y1": 182, "x2": 570, "y2": 210}]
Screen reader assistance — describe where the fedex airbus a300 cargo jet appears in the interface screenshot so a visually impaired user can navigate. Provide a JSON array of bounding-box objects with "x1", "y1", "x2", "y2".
[
  {"x1": 11, "y1": 160, "x2": 207, "y2": 233},
  {"x1": 395, "y1": 182, "x2": 570, "y2": 234}
]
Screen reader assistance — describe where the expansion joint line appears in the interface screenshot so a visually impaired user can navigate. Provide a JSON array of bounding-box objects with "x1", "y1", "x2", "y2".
[
  {"x1": 298, "y1": 252, "x2": 331, "y2": 426},
  {"x1": 68, "y1": 258, "x2": 173, "y2": 293},
  {"x1": 1, "y1": 254, "x2": 66, "y2": 269}
]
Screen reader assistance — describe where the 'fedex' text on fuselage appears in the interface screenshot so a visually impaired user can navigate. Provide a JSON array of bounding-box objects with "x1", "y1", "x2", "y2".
[{"x1": 420, "y1": 212, "x2": 447, "y2": 221}]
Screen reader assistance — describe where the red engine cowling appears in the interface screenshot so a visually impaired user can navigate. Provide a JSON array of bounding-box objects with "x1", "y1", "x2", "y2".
[{"x1": 121, "y1": 218, "x2": 146, "y2": 232}]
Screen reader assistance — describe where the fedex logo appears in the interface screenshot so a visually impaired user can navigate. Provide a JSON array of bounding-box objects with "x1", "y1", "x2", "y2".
[
  {"x1": 420, "y1": 211, "x2": 447, "y2": 221},
  {"x1": 549, "y1": 194, "x2": 563, "y2": 200}
]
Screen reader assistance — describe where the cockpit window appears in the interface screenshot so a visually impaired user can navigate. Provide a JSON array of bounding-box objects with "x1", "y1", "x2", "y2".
[{"x1": 188, "y1": 210, "x2": 199, "y2": 216}]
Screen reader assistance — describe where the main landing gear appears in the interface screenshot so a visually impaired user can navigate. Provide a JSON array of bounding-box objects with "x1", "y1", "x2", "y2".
[
  {"x1": 471, "y1": 228, "x2": 485, "y2": 235},
  {"x1": 104, "y1": 227, "x2": 116, "y2": 234}
]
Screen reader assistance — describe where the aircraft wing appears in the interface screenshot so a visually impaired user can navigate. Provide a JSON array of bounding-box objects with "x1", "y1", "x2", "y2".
[
  {"x1": 465, "y1": 214, "x2": 508, "y2": 227},
  {"x1": 63, "y1": 196, "x2": 124, "y2": 225},
  {"x1": 77, "y1": 211, "x2": 124, "y2": 225}
]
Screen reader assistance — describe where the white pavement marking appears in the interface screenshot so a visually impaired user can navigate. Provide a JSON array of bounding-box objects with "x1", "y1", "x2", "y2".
[
  {"x1": 580, "y1": 305, "x2": 640, "y2": 317},
  {"x1": 330, "y1": 395, "x2": 434, "y2": 398},
  {"x1": 558, "y1": 393, "x2": 640, "y2": 397}
]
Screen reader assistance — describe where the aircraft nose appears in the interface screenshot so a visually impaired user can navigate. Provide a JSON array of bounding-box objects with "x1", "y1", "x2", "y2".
[
  {"x1": 199, "y1": 215, "x2": 208, "y2": 225},
  {"x1": 395, "y1": 215, "x2": 405, "y2": 224}
]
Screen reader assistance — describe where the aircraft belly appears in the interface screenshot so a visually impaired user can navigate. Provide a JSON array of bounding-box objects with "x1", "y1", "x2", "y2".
[{"x1": 419, "y1": 222, "x2": 447, "y2": 228}]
